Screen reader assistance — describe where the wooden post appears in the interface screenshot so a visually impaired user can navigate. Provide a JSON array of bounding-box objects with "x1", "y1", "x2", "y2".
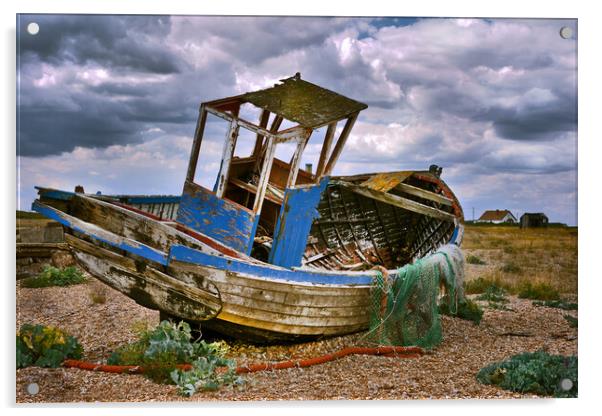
[
  {"x1": 324, "y1": 113, "x2": 358, "y2": 176},
  {"x1": 253, "y1": 136, "x2": 277, "y2": 214},
  {"x1": 215, "y1": 121, "x2": 240, "y2": 198},
  {"x1": 186, "y1": 105, "x2": 208, "y2": 182},
  {"x1": 252, "y1": 109, "x2": 271, "y2": 157},
  {"x1": 254, "y1": 115, "x2": 283, "y2": 173},
  {"x1": 315, "y1": 121, "x2": 337, "y2": 178},
  {"x1": 285, "y1": 133, "x2": 311, "y2": 189}
]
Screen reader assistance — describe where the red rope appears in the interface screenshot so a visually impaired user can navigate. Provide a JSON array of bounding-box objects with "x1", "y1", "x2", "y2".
[{"x1": 62, "y1": 345, "x2": 423, "y2": 375}]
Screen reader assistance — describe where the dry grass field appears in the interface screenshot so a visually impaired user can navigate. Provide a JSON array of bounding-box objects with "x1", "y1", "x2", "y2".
[{"x1": 462, "y1": 224, "x2": 577, "y2": 296}]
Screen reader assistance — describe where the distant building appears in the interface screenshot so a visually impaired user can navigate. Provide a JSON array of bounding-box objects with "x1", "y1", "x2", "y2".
[
  {"x1": 477, "y1": 209, "x2": 517, "y2": 224},
  {"x1": 520, "y1": 213, "x2": 549, "y2": 229}
]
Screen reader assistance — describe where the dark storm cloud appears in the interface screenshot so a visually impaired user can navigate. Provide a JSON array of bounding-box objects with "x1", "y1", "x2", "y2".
[{"x1": 19, "y1": 15, "x2": 181, "y2": 74}]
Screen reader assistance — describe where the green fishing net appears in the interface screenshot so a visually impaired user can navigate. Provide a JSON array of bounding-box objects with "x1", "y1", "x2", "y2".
[{"x1": 367, "y1": 244, "x2": 465, "y2": 349}]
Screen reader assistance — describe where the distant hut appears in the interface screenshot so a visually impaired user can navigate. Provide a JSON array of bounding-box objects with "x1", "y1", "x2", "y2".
[
  {"x1": 477, "y1": 209, "x2": 517, "y2": 224},
  {"x1": 520, "y1": 213, "x2": 549, "y2": 229}
]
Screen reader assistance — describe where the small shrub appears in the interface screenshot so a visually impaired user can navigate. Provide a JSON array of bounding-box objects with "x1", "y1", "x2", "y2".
[
  {"x1": 477, "y1": 350, "x2": 577, "y2": 398},
  {"x1": 533, "y1": 299, "x2": 577, "y2": 310},
  {"x1": 564, "y1": 315, "x2": 578, "y2": 328},
  {"x1": 517, "y1": 282, "x2": 560, "y2": 301},
  {"x1": 500, "y1": 262, "x2": 522, "y2": 274},
  {"x1": 440, "y1": 297, "x2": 483, "y2": 325},
  {"x1": 466, "y1": 254, "x2": 486, "y2": 265},
  {"x1": 108, "y1": 320, "x2": 243, "y2": 395},
  {"x1": 464, "y1": 277, "x2": 512, "y2": 295},
  {"x1": 21, "y1": 266, "x2": 86, "y2": 288},
  {"x1": 17, "y1": 324, "x2": 83, "y2": 368},
  {"x1": 476, "y1": 285, "x2": 508, "y2": 304}
]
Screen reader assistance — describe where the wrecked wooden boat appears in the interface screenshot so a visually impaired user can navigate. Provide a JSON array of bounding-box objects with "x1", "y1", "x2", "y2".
[{"x1": 32, "y1": 74, "x2": 464, "y2": 343}]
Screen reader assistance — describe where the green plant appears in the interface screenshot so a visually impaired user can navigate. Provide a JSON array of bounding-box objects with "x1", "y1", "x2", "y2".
[
  {"x1": 517, "y1": 282, "x2": 560, "y2": 301},
  {"x1": 171, "y1": 355, "x2": 243, "y2": 396},
  {"x1": 440, "y1": 297, "x2": 484, "y2": 325},
  {"x1": 466, "y1": 254, "x2": 486, "y2": 265},
  {"x1": 564, "y1": 315, "x2": 578, "y2": 328},
  {"x1": 533, "y1": 299, "x2": 577, "y2": 310},
  {"x1": 476, "y1": 285, "x2": 508, "y2": 303},
  {"x1": 477, "y1": 350, "x2": 577, "y2": 398},
  {"x1": 464, "y1": 277, "x2": 512, "y2": 295},
  {"x1": 21, "y1": 266, "x2": 86, "y2": 288},
  {"x1": 108, "y1": 320, "x2": 243, "y2": 394},
  {"x1": 17, "y1": 324, "x2": 83, "y2": 368}
]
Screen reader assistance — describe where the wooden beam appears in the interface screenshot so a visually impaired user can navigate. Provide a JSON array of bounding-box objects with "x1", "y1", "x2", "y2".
[
  {"x1": 334, "y1": 180, "x2": 456, "y2": 222},
  {"x1": 215, "y1": 121, "x2": 240, "y2": 198},
  {"x1": 394, "y1": 182, "x2": 453, "y2": 206},
  {"x1": 186, "y1": 105, "x2": 208, "y2": 182},
  {"x1": 252, "y1": 109, "x2": 271, "y2": 157},
  {"x1": 324, "y1": 113, "x2": 358, "y2": 175},
  {"x1": 316, "y1": 121, "x2": 337, "y2": 178},
  {"x1": 205, "y1": 106, "x2": 305, "y2": 141},
  {"x1": 285, "y1": 134, "x2": 311, "y2": 189},
  {"x1": 253, "y1": 136, "x2": 277, "y2": 214}
]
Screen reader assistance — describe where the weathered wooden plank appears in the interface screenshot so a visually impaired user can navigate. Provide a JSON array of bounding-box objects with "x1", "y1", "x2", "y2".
[
  {"x1": 215, "y1": 121, "x2": 240, "y2": 198},
  {"x1": 252, "y1": 136, "x2": 277, "y2": 214},
  {"x1": 285, "y1": 133, "x2": 311, "y2": 189},
  {"x1": 217, "y1": 300, "x2": 369, "y2": 328},
  {"x1": 176, "y1": 181, "x2": 257, "y2": 254},
  {"x1": 252, "y1": 109, "x2": 270, "y2": 156},
  {"x1": 168, "y1": 258, "x2": 372, "y2": 295},
  {"x1": 205, "y1": 106, "x2": 308, "y2": 141},
  {"x1": 186, "y1": 105, "x2": 208, "y2": 182},
  {"x1": 72, "y1": 240, "x2": 221, "y2": 321},
  {"x1": 324, "y1": 113, "x2": 359, "y2": 175},
  {"x1": 32, "y1": 201, "x2": 169, "y2": 265},
  {"x1": 316, "y1": 121, "x2": 337, "y2": 178},
  {"x1": 334, "y1": 180, "x2": 456, "y2": 222},
  {"x1": 214, "y1": 310, "x2": 367, "y2": 336},
  {"x1": 394, "y1": 182, "x2": 453, "y2": 206},
  {"x1": 16, "y1": 243, "x2": 69, "y2": 258},
  {"x1": 269, "y1": 178, "x2": 330, "y2": 268}
]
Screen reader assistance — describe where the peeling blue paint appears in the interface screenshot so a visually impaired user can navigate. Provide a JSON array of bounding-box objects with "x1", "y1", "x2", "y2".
[
  {"x1": 32, "y1": 200, "x2": 169, "y2": 265},
  {"x1": 176, "y1": 181, "x2": 257, "y2": 254},
  {"x1": 119, "y1": 196, "x2": 181, "y2": 204},
  {"x1": 169, "y1": 244, "x2": 375, "y2": 285},
  {"x1": 268, "y1": 178, "x2": 330, "y2": 268}
]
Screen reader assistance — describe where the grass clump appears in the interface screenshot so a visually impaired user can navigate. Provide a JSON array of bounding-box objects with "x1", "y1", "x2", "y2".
[
  {"x1": 477, "y1": 350, "x2": 577, "y2": 398},
  {"x1": 17, "y1": 324, "x2": 83, "y2": 369},
  {"x1": 476, "y1": 284, "x2": 511, "y2": 310},
  {"x1": 533, "y1": 299, "x2": 577, "y2": 310},
  {"x1": 108, "y1": 320, "x2": 243, "y2": 396},
  {"x1": 440, "y1": 297, "x2": 484, "y2": 325},
  {"x1": 464, "y1": 277, "x2": 512, "y2": 295},
  {"x1": 21, "y1": 266, "x2": 86, "y2": 288},
  {"x1": 517, "y1": 281, "x2": 560, "y2": 301},
  {"x1": 466, "y1": 254, "x2": 486, "y2": 265}
]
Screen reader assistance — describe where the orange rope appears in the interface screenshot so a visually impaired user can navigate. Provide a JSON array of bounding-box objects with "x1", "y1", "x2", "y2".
[{"x1": 62, "y1": 345, "x2": 423, "y2": 375}]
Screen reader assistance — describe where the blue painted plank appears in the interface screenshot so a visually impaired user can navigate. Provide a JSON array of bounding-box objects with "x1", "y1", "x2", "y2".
[
  {"x1": 169, "y1": 244, "x2": 375, "y2": 285},
  {"x1": 269, "y1": 178, "x2": 330, "y2": 268},
  {"x1": 32, "y1": 200, "x2": 169, "y2": 265},
  {"x1": 176, "y1": 181, "x2": 257, "y2": 254}
]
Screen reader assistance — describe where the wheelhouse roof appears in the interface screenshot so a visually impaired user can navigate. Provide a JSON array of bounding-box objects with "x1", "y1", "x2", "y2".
[{"x1": 207, "y1": 73, "x2": 368, "y2": 129}]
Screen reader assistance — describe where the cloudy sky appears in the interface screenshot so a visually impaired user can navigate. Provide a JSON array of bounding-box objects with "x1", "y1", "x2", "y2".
[{"x1": 16, "y1": 15, "x2": 577, "y2": 224}]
